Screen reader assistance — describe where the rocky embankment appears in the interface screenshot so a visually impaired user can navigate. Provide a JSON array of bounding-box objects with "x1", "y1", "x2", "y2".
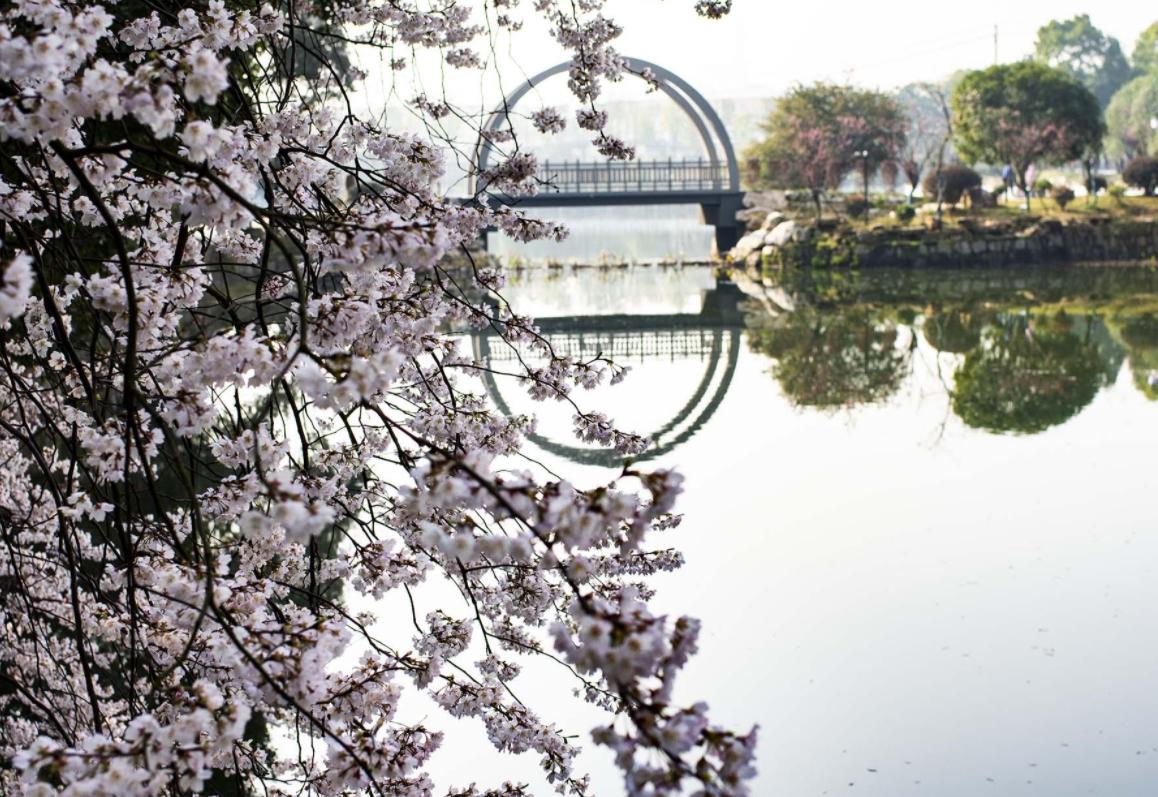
[{"x1": 731, "y1": 203, "x2": 1158, "y2": 270}]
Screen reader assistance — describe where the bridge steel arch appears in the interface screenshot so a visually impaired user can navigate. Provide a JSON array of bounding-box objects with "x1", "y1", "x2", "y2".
[{"x1": 474, "y1": 57, "x2": 745, "y2": 253}]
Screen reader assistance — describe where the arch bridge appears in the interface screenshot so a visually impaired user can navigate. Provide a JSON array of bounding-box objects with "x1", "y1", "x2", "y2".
[{"x1": 474, "y1": 58, "x2": 745, "y2": 255}]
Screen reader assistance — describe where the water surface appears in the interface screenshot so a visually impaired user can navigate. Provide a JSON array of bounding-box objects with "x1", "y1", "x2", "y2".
[{"x1": 451, "y1": 263, "x2": 1158, "y2": 796}]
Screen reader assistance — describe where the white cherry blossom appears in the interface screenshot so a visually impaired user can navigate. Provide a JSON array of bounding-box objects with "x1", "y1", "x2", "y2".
[{"x1": 0, "y1": 0, "x2": 754, "y2": 795}]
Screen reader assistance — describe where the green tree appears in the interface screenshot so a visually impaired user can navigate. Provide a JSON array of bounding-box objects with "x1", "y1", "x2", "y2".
[
  {"x1": 1133, "y1": 22, "x2": 1158, "y2": 75},
  {"x1": 744, "y1": 83, "x2": 906, "y2": 217},
  {"x1": 1034, "y1": 14, "x2": 1133, "y2": 108},
  {"x1": 952, "y1": 314, "x2": 1110, "y2": 434},
  {"x1": 951, "y1": 62, "x2": 1104, "y2": 209},
  {"x1": 1104, "y1": 72, "x2": 1158, "y2": 158}
]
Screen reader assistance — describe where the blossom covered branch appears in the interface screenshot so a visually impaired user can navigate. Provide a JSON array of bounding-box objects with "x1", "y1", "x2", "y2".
[{"x1": 0, "y1": 0, "x2": 755, "y2": 795}]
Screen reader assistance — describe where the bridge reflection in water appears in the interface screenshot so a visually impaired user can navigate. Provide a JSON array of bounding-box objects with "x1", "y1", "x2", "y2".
[{"x1": 472, "y1": 277, "x2": 746, "y2": 467}]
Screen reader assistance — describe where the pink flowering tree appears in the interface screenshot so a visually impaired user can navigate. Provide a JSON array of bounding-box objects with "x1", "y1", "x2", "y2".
[
  {"x1": 778, "y1": 124, "x2": 850, "y2": 218},
  {"x1": 992, "y1": 118, "x2": 1079, "y2": 209},
  {"x1": 837, "y1": 111, "x2": 906, "y2": 213},
  {"x1": 744, "y1": 83, "x2": 906, "y2": 219},
  {"x1": 0, "y1": 1, "x2": 757, "y2": 796}
]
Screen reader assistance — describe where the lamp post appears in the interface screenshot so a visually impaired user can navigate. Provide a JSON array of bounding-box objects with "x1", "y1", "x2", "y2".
[{"x1": 854, "y1": 149, "x2": 870, "y2": 218}]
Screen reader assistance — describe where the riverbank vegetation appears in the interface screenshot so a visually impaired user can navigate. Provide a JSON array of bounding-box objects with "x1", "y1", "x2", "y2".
[{"x1": 742, "y1": 13, "x2": 1158, "y2": 238}]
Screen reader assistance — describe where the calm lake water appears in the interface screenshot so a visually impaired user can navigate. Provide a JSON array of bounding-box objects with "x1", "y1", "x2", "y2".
[
  {"x1": 444, "y1": 262, "x2": 1158, "y2": 796},
  {"x1": 487, "y1": 206, "x2": 716, "y2": 264}
]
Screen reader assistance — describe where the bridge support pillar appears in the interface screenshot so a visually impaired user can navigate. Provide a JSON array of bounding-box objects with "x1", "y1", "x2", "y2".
[{"x1": 701, "y1": 193, "x2": 744, "y2": 259}]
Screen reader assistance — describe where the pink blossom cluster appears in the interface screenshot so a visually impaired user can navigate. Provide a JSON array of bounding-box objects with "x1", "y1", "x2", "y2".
[
  {"x1": 531, "y1": 107, "x2": 567, "y2": 135},
  {"x1": 0, "y1": 0, "x2": 754, "y2": 795}
]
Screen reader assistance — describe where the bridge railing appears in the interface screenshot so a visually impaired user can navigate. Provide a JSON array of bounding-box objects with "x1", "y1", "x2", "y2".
[{"x1": 537, "y1": 158, "x2": 728, "y2": 194}]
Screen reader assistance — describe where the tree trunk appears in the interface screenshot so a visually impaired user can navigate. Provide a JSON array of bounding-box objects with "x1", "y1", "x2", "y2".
[
  {"x1": 935, "y1": 176, "x2": 945, "y2": 225},
  {"x1": 861, "y1": 163, "x2": 870, "y2": 218}
]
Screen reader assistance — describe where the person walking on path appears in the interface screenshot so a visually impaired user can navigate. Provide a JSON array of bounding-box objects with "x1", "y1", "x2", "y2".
[{"x1": 1002, "y1": 163, "x2": 1016, "y2": 202}]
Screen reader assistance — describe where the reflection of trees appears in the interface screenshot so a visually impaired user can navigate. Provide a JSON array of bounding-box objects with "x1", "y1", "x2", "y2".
[
  {"x1": 751, "y1": 264, "x2": 1157, "y2": 430},
  {"x1": 921, "y1": 308, "x2": 985, "y2": 353},
  {"x1": 951, "y1": 314, "x2": 1110, "y2": 434},
  {"x1": 771, "y1": 265, "x2": 1158, "y2": 317},
  {"x1": 747, "y1": 306, "x2": 910, "y2": 409},
  {"x1": 1112, "y1": 314, "x2": 1158, "y2": 399}
]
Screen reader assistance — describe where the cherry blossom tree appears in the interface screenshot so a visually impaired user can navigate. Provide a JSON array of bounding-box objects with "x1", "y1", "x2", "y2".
[
  {"x1": 0, "y1": 1, "x2": 758, "y2": 796},
  {"x1": 744, "y1": 83, "x2": 905, "y2": 219},
  {"x1": 970, "y1": 114, "x2": 1081, "y2": 211}
]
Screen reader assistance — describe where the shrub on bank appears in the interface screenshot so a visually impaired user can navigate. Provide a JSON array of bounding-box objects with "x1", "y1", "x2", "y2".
[
  {"x1": 1088, "y1": 175, "x2": 1109, "y2": 195},
  {"x1": 1051, "y1": 185, "x2": 1076, "y2": 210},
  {"x1": 923, "y1": 165, "x2": 982, "y2": 206},
  {"x1": 1123, "y1": 157, "x2": 1158, "y2": 196},
  {"x1": 968, "y1": 187, "x2": 999, "y2": 209},
  {"x1": 846, "y1": 194, "x2": 871, "y2": 218}
]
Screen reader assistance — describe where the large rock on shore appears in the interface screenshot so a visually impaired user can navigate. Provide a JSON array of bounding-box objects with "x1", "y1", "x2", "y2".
[
  {"x1": 760, "y1": 211, "x2": 787, "y2": 232},
  {"x1": 737, "y1": 207, "x2": 769, "y2": 230},
  {"x1": 728, "y1": 215, "x2": 809, "y2": 262},
  {"x1": 767, "y1": 219, "x2": 809, "y2": 246},
  {"x1": 731, "y1": 230, "x2": 770, "y2": 261}
]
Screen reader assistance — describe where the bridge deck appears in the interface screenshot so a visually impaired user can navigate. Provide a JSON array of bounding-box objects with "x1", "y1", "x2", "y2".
[
  {"x1": 537, "y1": 158, "x2": 730, "y2": 193},
  {"x1": 470, "y1": 158, "x2": 742, "y2": 209},
  {"x1": 505, "y1": 158, "x2": 740, "y2": 208},
  {"x1": 499, "y1": 190, "x2": 744, "y2": 208},
  {"x1": 464, "y1": 159, "x2": 746, "y2": 249}
]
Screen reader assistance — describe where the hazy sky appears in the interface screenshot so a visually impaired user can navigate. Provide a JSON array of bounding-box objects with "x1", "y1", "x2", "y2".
[
  {"x1": 361, "y1": 3, "x2": 1155, "y2": 119},
  {"x1": 549, "y1": 2, "x2": 1155, "y2": 98},
  {"x1": 355, "y1": 1, "x2": 1157, "y2": 174}
]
